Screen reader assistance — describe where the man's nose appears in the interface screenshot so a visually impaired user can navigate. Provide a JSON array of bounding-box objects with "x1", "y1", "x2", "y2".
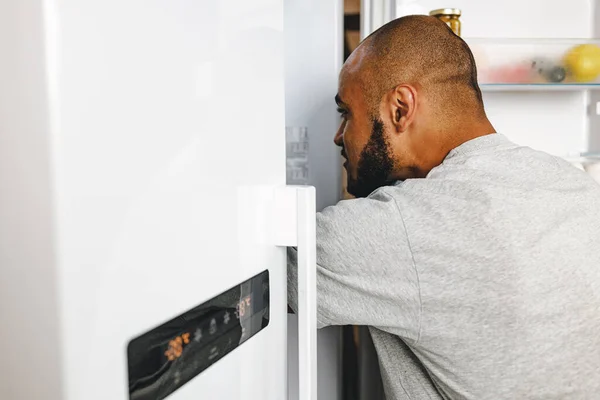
[{"x1": 334, "y1": 121, "x2": 345, "y2": 147}]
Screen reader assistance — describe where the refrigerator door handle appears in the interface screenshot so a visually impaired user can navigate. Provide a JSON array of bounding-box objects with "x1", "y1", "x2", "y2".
[
  {"x1": 296, "y1": 186, "x2": 318, "y2": 400},
  {"x1": 273, "y1": 186, "x2": 317, "y2": 400}
]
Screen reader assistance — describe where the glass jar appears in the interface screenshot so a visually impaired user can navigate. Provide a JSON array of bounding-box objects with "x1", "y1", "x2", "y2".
[{"x1": 429, "y1": 8, "x2": 461, "y2": 36}]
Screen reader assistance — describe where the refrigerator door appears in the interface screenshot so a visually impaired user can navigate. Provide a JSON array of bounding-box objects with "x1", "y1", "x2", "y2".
[
  {"x1": 283, "y1": 0, "x2": 344, "y2": 398},
  {"x1": 273, "y1": 187, "x2": 318, "y2": 400},
  {"x1": 0, "y1": 1, "x2": 298, "y2": 399}
]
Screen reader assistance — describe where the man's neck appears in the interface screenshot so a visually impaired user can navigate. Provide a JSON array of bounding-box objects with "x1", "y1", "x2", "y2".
[{"x1": 418, "y1": 118, "x2": 497, "y2": 177}]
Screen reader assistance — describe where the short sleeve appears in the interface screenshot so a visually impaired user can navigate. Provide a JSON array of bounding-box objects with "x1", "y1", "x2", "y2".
[{"x1": 287, "y1": 188, "x2": 421, "y2": 341}]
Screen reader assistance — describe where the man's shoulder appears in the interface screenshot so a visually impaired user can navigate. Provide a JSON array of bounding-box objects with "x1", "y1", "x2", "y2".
[
  {"x1": 315, "y1": 187, "x2": 412, "y2": 249},
  {"x1": 315, "y1": 187, "x2": 415, "y2": 274},
  {"x1": 320, "y1": 187, "x2": 401, "y2": 222},
  {"x1": 426, "y1": 141, "x2": 598, "y2": 193}
]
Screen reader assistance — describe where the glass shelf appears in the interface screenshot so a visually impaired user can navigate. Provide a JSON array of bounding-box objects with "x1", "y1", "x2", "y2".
[
  {"x1": 480, "y1": 83, "x2": 600, "y2": 92},
  {"x1": 466, "y1": 38, "x2": 600, "y2": 90},
  {"x1": 562, "y1": 152, "x2": 600, "y2": 163}
]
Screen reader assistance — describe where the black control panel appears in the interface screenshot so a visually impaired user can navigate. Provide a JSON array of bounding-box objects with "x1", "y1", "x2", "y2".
[{"x1": 127, "y1": 270, "x2": 270, "y2": 400}]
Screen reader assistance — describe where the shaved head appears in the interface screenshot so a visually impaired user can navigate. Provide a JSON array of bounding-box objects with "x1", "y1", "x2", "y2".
[
  {"x1": 358, "y1": 15, "x2": 483, "y2": 117},
  {"x1": 335, "y1": 15, "x2": 495, "y2": 198}
]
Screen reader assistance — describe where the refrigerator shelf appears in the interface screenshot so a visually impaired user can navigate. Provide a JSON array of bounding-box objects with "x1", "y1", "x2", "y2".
[
  {"x1": 480, "y1": 83, "x2": 600, "y2": 91},
  {"x1": 466, "y1": 38, "x2": 600, "y2": 89},
  {"x1": 562, "y1": 152, "x2": 600, "y2": 163}
]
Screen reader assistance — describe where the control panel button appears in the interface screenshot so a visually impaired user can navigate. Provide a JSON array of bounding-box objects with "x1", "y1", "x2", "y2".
[
  {"x1": 194, "y1": 328, "x2": 202, "y2": 342},
  {"x1": 208, "y1": 346, "x2": 219, "y2": 361}
]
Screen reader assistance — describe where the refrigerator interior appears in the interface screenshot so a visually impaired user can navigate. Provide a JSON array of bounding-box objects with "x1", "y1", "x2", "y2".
[{"x1": 392, "y1": 0, "x2": 600, "y2": 161}]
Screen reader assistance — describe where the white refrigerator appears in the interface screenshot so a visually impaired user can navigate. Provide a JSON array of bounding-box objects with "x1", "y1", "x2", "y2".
[{"x1": 0, "y1": 0, "x2": 343, "y2": 399}]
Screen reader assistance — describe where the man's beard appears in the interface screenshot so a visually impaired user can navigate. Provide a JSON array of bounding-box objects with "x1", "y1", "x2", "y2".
[{"x1": 346, "y1": 118, "x2": 395, "y2": 198}]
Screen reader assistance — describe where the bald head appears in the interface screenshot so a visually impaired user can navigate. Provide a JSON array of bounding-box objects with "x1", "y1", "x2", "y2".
[
  {"x1": 335, "y1": 15, "x2": 495, "y2": 198},
  {"x1": 345, "y1": 15, "x2": 483, "y2": 117}
]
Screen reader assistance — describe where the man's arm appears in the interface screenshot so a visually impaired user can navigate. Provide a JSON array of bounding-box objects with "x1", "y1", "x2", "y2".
[{"x1": 287, "y1": 188, "x2": 422, "y2": 341}]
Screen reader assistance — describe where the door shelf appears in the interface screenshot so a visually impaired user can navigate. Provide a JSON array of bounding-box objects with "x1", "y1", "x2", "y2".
[{"x1": 466, "y1": 38, "x2": 600, "y2": 89}]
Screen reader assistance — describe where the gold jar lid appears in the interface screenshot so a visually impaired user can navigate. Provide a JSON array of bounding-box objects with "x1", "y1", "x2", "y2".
[{"x1": 429, "y1": 8, "x2": 461, "y2": 17}]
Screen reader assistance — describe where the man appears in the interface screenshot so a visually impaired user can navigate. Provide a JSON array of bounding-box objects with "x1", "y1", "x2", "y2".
[{"x1": 287, "y1": 15, "x2": 600, "y2": 400}]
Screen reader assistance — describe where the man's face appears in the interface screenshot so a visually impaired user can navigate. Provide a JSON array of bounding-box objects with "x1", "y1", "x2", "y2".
[{"x1": 334, "y1": 72, "x2": 395, "y2": 198}]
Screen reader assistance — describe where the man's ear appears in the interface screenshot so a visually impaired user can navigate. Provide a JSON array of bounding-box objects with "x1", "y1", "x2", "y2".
[{"x1": 384, "y1": 84, "x2": 417, "y2": 134}]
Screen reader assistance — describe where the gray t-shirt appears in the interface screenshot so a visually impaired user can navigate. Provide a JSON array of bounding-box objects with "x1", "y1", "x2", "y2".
[{"x1": 287, "y1": 133, "x2": 600, "y2": 399}]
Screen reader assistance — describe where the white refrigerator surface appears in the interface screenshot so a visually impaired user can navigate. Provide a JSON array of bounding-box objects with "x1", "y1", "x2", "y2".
[{"x1": 0, "y1": 1, "x2": 320, "y2": 399}]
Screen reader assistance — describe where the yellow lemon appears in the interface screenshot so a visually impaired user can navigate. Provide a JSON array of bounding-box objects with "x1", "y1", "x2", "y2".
[{"x1": 563, "y1": 44, "x2": 600, "y2": 83}]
